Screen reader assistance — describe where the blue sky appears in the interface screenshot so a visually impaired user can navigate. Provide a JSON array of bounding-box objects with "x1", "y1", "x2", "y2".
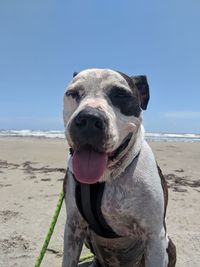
[{"x1": 0, "y1": 0, "x2": 200, "y2": 133}]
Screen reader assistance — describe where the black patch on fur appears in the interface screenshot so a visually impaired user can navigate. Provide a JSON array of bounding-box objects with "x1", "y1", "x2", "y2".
[
  {"x1": 108, "y1": 85, "x2": 141, "y2": 117},
  {"x1": 117, "y1": 71, "x2": 149, "y2": 111},
  {"x1": 131, "y1": 75, "x2": 149, "y2": 110}
]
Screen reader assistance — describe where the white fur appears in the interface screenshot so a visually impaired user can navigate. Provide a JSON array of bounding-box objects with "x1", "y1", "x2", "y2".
[{"x1": 62, "y1": 69, "x2": 174, "y2": 267}]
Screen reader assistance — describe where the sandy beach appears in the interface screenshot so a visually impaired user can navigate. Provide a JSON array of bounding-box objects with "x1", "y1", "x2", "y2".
[{"x1": 0, "y1": 137, "x2": 199, "y2": 267}]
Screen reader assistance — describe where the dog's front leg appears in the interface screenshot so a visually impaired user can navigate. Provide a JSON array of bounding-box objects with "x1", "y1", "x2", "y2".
[
  {"x1": 62, "y1": 171, "x2": 87, "y2": 267},
  {"x1": 145, "y1": 227, "x2": 169, "y2": 267},
  {"x1": 62, "y1": 213, "x2": 86, "y2": 267}
]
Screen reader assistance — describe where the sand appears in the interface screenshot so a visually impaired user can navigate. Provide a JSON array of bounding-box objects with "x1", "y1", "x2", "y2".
[{"x1": 0, "y1": 137, "x2": 199, "y2": 267}]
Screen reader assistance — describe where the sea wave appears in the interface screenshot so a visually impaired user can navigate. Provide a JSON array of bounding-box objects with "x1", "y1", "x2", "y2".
[
  {"x1": 0, "y1": 130, "x2": 65, "y2": 139},
  {"x1": 145, "y1": 132, "x2": 200, "y2": 142},
  {"x1": 0, "y1": 130, "x2": 200, "y2": 142}
]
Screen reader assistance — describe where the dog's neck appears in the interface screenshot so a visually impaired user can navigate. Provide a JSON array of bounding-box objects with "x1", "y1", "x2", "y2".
[{"x1": 99, "y1": 125, "x2": 145, "y2": 183}]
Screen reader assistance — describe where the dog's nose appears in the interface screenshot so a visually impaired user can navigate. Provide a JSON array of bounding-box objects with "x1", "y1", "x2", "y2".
[
  {"x1": 75, "y1": 112, "x2": 104, "y2": 130},
  {"x1": 70, "y1": 107, "x2": 107, "y2": 147}
]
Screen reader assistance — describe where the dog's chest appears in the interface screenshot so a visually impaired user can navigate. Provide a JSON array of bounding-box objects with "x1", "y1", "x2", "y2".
[
  {"x1": 75, "y1": 175, "x2": 144, "y2": 238},
  {"x1": 88, "y1": 179, "x2": 147, "y2": 266},
  {"x1": 101, "y1": 180, "x2": 144, "y2": 237}
]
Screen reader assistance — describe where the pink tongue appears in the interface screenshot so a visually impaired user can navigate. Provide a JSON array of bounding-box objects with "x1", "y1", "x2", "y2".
[{"x1": 72, "y1": 147, "x2": 108, "y2": 184}]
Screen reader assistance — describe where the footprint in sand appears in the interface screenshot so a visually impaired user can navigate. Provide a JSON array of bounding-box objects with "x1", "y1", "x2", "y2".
[
  {"x1": 0, "y1": 210, "x2": 20, "y2": 223},
  {"x1": 0, "y1": 232, "x2": 30, "y2": 253}
]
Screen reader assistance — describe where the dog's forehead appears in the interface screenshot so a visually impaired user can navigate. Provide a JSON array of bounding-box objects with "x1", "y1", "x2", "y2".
[{"x1": 70, "y1": 69, "x2": 129, "y2": 91}]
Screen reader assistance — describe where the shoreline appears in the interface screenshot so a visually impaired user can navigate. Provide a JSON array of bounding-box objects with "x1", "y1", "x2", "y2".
[{"x1": 0, "y1": 129, "x2": 200, "y2": 143}]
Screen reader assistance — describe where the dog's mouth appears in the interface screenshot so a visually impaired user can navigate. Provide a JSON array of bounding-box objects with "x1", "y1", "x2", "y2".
[
  {"x1": 71, "y1": 133, "x2": 133, "y2": 184},
  {"x1": 108, "y1": 133, "x2": 133, "y2": 161}
]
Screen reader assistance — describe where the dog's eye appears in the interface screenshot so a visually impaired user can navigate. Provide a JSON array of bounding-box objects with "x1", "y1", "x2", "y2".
[
  {"x1": 109, "y1": 87, "x2": 133, "y2": 99},
  {"x1": 65, "y1": 90, "x2": 81, "y2": 101},
  {"x1": 113, "y1": 91, "x2": 132, "y2": 98}
]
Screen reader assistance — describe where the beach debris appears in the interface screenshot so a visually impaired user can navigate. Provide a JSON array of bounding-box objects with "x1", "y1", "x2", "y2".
[
  {"x1": 0, "y1": 160, "x2": 19, "y2": 169},
  {"x1": 22, "y1": 161, "x2": 66, "y2": 174},
  {"x1": 165, "y1": 173, "x2": 200, "y2": 192},
  {"x1": 0, "y1": 233, "x2": 30, "y2": 253},
  {"x1": 174, "y1": 169, "x2": 184, "y2": 173},
  {"x1": 0, "y1": 210, "x2": 20, "y2": 223}
]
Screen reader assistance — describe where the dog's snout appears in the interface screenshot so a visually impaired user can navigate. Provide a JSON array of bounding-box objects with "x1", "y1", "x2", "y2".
[{"x1": 70, "y1": 107, "x2": 108, "y2": 147}]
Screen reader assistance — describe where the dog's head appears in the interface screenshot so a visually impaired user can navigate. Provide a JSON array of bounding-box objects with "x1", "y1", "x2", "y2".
[{"x1": 63, "y1": 69, "x2": 149, "y2": 184}]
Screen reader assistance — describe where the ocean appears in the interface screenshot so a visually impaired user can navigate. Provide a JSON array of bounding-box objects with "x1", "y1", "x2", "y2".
[{"x1": 0, "y1": 130, "x2": 200, "y2": 142}]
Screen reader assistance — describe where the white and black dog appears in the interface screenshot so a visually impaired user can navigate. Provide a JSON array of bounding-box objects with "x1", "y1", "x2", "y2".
[{"x1": 62, "y1": 69, "x2": 176, "y2": 267}]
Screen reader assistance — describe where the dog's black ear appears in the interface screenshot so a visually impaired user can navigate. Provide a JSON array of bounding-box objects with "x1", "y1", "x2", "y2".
[
  {"x1": 131, "y1": 75, "x2": 150, "y2": 110},
  {"x1": 73, "y1": 72, "x2": 79, "y2": 78}
]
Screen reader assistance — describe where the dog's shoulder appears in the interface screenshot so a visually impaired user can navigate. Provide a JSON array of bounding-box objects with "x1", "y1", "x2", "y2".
[
  {"x1": 135, "y1": 140, "x2": 160, "y2": 180},
  {"x1": 140, "y1": 141, "x2": 168, "y2": 211}
]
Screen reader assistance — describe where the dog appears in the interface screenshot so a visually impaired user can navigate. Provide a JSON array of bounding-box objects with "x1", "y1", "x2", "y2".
[{"x1": 62, "y1": 69, "x2": 176, "y2": 267}]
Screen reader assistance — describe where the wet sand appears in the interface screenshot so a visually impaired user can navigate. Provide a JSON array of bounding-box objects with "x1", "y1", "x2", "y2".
[{"x1": 0, "y1": 137, "x2": 199, "y2": 266}]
